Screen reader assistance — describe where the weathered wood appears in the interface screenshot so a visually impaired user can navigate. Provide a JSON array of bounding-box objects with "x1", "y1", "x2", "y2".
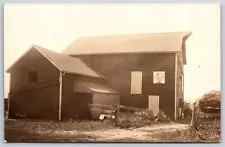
[
  {"x1": 89, "y1": 103, "x2": 117, "y2": 120},
  {"x1": 88, "y1": 103, "x2": 116, "y2": 109},
  {"x1": 115, "y1": 104, "x2": 120, "y2": 122},
  {"x1": 191, "y1": 103, "x2": 197, "y2": 128},
  {"x1": 58, "y1": 72, "x2": 64, "y2": 121},
  {"x1": 91, "y1": 109, "x2": 114, "y2": 114},
  {"x1": 119, "y1": 105, "x2": 145, "y2": 112},
  {"x1": 9, "y1": 83, "x2": 60, "y2": 94},
  {"x1": 89, "y1": 103, "x2": 149, "y2": 123}
]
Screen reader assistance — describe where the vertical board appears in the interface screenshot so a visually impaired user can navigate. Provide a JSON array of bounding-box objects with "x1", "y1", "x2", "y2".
[
  {"x1": 131, "y1": 71, "x2": 142, "y2": 94},
  {"x1": 148, "y1": 95, "x2": 159, "y2": 115}
]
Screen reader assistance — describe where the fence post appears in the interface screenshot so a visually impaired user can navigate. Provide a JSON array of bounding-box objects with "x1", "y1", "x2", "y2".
[
  {"x1": 115, "y1": 104, "x2": 120, "y2": 124},
  {"x1": 191, "y1": 102, "x2": 197, "y2": 128}
]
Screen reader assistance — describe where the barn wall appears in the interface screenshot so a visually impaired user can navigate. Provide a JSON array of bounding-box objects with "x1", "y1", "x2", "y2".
[
  {"x1": 62, "y1": 73, "x2": 119, "y2": 119},
  {"x1": 8, "y1": 48, "x2": 60, "y2": 119},
  {"x1": 93, "y1": 93, "x2": 120, "y2": 105},
  {"x1": 62, "y1": 74, "x2": 95, "y2": 119},
  {"x1": 75, "y1": 53, "x2": 176, "y2": 119},
  {"x1": 9, "y1": 48, "x2": 60, "y2": 93},
  {"x1": 9, "y1": 84, "x2": 59, "y2": 119}
]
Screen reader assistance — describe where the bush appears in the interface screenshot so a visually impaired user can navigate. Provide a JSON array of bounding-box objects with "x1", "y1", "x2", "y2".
[
  {"x1": 184, "y1": 108, "x2": 192, "y2": 118},
  {"x1": 154, "y1": 110, "x2": 170, "y2": 122},
  {"x1": 116, "y1": 109, "x2": 169, "y2": 129},
  {"x1": 134, "y1": 109, "x2": 154, "y2": 120},
  {"x1": 193, "y1": 120, "x2": 221, "y2": 141}
]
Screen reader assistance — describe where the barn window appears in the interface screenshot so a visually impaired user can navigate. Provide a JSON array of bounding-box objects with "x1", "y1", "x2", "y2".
[
  {"x1": 131, "y1": 71, "x2": 142, "y2": 94},
  {"x1": 28, "y1": 71, "x2": 38, "y2": 83}
]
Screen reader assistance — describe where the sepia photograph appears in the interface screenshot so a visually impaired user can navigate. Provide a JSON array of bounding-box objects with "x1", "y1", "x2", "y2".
[{"x1": 4, "y1": 3, "x2": 221, "y2": 143}]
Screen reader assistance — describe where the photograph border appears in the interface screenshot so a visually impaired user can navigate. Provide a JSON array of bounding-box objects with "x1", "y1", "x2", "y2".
[{"x1": 1, "y1": 0, "x2": 224, "y2": 146}]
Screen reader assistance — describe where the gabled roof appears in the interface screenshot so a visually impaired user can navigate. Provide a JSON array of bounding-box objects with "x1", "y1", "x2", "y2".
[
  {"x1": 75, "y1": 80, "x2": 118, "y2": 94},
  {"x1": 6, "y1": 45, "x2": 103, "y2": 78},
  {"x1": 62, "y1": 32, "x2": 191, "y2": 64}
]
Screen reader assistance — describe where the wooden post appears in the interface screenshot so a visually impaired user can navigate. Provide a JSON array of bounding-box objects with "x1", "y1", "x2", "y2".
[
  {"x1": 115, "y1": 104, "x2": 120, "y2": 123},
  {"x1": 58, "y1": 71, "x2": 64, "y2": 121},
  {"x1": 110, "y1": 105, "x2": 113, "y2": 120},
  {"x1": 7, "y1": 93, "x2": 10, "y2": 119},
  {"x1": 191, "y1": 102, "x2": 197, "y2": 128}
]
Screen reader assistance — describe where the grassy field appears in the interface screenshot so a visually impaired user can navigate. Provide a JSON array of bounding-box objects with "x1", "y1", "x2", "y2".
[
  {"x1": 4, "y1": 118, "x2": 220, "y2": 143},
  {"x1": 5, "y1": 118, "x2": 115, "y2": 142}
]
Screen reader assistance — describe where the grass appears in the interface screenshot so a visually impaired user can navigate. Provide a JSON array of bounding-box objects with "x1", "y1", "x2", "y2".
[
  {"x1": 150, "y1": 127, "x2": 220, "y2": 143},
  {"x1": 4, "y1": 118, "x2": 115, "y2": 143},
  {"x1": 4, "y1": 117, "x2": 221, "y2": 143}
]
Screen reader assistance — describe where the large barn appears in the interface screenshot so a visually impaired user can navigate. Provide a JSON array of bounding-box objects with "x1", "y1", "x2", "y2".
[
  {"x1": 6, "y1": 32, "x2": 191, "y2": 120},
  {"x1": 63, "y1": 32, "x2": 191, "y2": 120}
]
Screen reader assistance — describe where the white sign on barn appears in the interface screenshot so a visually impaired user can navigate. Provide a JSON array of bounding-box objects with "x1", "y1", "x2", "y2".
[{"x1": 153, "y1": 71, "x2": 165, "y2": 84}]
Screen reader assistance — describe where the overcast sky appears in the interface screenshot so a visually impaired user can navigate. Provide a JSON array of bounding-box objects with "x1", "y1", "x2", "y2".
[{"x1": 4, "y1": 3, "x2": 221, "y2": 102}]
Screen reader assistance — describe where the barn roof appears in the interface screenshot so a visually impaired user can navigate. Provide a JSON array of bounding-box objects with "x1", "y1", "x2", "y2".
[
  {"x1": 6, "y1": 45, "x2": 103, "y2": 78},
  {"x1": 76, "y1": 80, "x2": 118, "y2": 94},
  {"x1": 63, "y1": 32, "x2": 191, "y2": 64}
]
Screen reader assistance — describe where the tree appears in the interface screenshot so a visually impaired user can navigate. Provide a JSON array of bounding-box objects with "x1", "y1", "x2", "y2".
[{"x1": 200, "y1": 90, "x2": 220, "y2": 101}]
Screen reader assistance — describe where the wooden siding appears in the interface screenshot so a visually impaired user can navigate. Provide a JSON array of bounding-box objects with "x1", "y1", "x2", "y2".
[
  {"x1": 9, "y1": 48, "x2": 60, "y2": 93},
  {"x1": 62, "y1": 73, "x2": 115, "y2": 119},
  {"x1": 8, "y1": 48, "x2": 60, "y2": 119},
  {"x1": 93, "y1": 93, "x2": 119, "y2": 105},
  {"x1": 9, "y1": 84, "x2": 59, "y2": 119},
  {"x1": 75, "y1": 53, "x2": 176, "y2": 119},
  {"x1": 73, "y1": 82, "x2": 93, "y2": 93}
]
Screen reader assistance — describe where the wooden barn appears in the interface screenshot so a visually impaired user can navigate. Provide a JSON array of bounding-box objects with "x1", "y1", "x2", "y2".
[
  {"x1": 6, "y1": 45, "x2": 119, "y2": 120},
  {"x1": 63, "y1": 32, "x2": 192, "y2": 120}
]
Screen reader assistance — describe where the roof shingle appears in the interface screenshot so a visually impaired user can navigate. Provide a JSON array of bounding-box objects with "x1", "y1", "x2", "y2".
[
  {"x1": 76, "y1": 80, "x2": 118, "y2": 94},
  {"x1": 63, "y1": 32, "x2": 191, "y2": 53},
  {"x1": 63, "y1": 32, "x2": 191, "y2": 64},
  {"x1": 6, "y1": 45, "x2": 103, "y2": 78}
]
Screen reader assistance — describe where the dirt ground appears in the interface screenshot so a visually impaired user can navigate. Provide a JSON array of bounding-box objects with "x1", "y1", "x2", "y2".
[
  {"x1": 54, "y1": 123, "x2": 189, "y2": 142},
  {"x1": 4, "y1": 118, "x2": 220, "y2": 143}
]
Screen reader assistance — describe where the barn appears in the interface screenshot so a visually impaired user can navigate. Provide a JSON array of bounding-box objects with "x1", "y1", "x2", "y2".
[
  {"x1": 63, "y1": 32, "x2": 192, "y2": 120},
  {"x1": 6, "y1": 32, "x2": 191, "y2": 120},
  {"x1": 6, "y1": 45, "x2": 119, "y2": 120}
]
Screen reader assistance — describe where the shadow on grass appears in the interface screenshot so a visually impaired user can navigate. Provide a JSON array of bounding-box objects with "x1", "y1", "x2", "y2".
[
  {"x1": 4, "y1": 118, "x2": 108, "y2": 143},
  {"x1": 5, "y1": 126, "x2": 100, "y2": 143}
]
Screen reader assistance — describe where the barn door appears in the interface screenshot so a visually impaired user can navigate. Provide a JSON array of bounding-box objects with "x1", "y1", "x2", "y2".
[{"x1": 148, "y1": 95, "x2": 159, "y2": 115}]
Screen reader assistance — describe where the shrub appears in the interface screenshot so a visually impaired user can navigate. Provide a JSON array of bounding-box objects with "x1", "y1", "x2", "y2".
[
  {"x1": 154, "y1": 110, "x2": 170, "y2": 122},
  {"x1": 184, "y1": 108, "x2": 192, "y2": 118},
  {"x1": 134, "y1": 109, "x2": 154, "y2": 120},
  {"x1": 116, "y1": 109, "x2": 165, "y2": 128}
]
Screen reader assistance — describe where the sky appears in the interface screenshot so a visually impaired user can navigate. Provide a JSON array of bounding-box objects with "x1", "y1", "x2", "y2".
[{"x1": 4, "y1": 3, "x2": 221, "y2": 102}]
